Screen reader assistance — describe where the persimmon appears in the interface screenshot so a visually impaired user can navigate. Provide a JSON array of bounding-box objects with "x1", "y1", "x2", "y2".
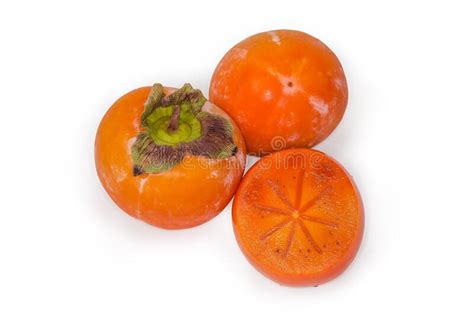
[
  {"x1": 95, "y1": 83, "x2": 246, "y2": 229},
  {"x1": 210, "y1": 30, "x2": 348, "y2": 155},
  {"x1": 232, "y1": 148, "x2": 363, "y2": 286}
]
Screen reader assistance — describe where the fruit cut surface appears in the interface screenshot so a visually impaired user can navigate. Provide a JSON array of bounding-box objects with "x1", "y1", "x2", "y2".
[{"x1": 232, "y1": 148, "x2": 363, "y2": 286}]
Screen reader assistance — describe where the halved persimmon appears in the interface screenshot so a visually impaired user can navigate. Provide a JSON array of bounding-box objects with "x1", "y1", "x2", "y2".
[
  {"x1": 232, "y1": 148, "x2": 363, "y2": 286},
  {"x1": 95, "y1": 84, "x2": 246, "y2": 229}
]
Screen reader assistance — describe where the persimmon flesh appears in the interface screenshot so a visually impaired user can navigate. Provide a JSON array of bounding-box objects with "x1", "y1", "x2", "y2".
[
  {"x1": 95, "y1": 84, "x2": 246, "y2": 229},
  {"x1": 210, "y1": 30, "x2": 348, "y2": 155},
  {"x1": 232, "y1": 148, "x2": 363, "y2": 286}
]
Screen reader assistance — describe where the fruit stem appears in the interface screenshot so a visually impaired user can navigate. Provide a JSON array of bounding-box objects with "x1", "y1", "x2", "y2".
[{"x1": 167, "y1": 105, "x2": 181, "y2": 133}]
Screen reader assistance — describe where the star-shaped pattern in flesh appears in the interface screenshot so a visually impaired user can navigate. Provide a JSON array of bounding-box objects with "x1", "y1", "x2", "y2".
[{"x1": 252, "y1": 169, "x2": 337, "y2": 258}]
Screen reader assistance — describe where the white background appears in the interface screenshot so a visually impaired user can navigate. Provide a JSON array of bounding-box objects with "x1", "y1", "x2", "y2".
[{"x1": 1, "y1": 0, "x2": 473, "y2": 314}]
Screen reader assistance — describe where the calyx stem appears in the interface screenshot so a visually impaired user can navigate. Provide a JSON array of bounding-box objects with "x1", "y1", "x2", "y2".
[
  {"x1": 131, "y1": 83, "x2": 237, "y2": 175},
  {"x1": 167, "y1": 105, "x2": 181, "y2": 133}
]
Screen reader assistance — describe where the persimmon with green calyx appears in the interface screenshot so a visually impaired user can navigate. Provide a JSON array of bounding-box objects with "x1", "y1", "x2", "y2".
[
  {"x1": 210, "y1": 30, "x2": 348, "y2": 155},
  {"x1": 95, "y1": 83, "x2": 246, "y2": 229},
  {"x1": 232, "y1": 148, "x2": 363, "y2": 286}
]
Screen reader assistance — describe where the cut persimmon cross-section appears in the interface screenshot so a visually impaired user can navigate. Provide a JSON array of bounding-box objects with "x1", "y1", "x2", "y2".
[{"x1": 232, "y1": 148, "x2": 364, "y2": 286}]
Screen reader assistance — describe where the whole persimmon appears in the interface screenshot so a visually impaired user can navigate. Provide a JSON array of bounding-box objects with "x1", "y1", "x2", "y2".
[
  {"x1": 233, "y1": 148, "x2": 363, "y2": 286},
  {"x1": 210, "y1": 30, "x2": 348, "y2": 155},
  {"x1": 95, "y1": 83, "x2": 246, "y2": 229}
]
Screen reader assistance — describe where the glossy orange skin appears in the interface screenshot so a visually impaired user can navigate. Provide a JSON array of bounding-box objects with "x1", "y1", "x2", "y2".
[
  {"x1": 95, "y1": 87, "x2": 246, "y2": 229},
  {"x1": 233, "y1": 149, "x2": 363, "y2": 286},
  {"x1": 210, "y1": 30, "x2": 348, "y2": 155}
]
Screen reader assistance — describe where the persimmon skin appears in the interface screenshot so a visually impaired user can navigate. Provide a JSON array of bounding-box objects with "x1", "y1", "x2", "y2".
[
  {"x1": 232, "y1": 148, "x2": 363, "y2": 286},
  {"x1": 210, "y1": 30, "x2": 348, "y2": 155},
  {"x1": 95, "y1": 87, "x2": 246, "y2": 229}
]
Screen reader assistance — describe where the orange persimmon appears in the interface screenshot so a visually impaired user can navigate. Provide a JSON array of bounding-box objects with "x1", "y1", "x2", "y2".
[
  {"x1": 95, "y1": 84, "x2": 246, "y2": 229},
  {"x1": 210, "y1": 30, "x2": 348, "y2": 155},
  {"x1": 232, "y1": 148, "x2": 363, "y2": 286}
]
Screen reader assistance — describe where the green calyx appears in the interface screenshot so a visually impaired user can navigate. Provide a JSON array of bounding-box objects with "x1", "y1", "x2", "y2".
[
  {"x1": 131, "y1": 83, "x2": 237, "y2": 175},
  {"x1": 141, "y1": 83, "x2": 205, "y2": 145}
]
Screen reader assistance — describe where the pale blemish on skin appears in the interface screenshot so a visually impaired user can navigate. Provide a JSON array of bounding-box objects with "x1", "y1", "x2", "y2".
[
  {"x1": 213, "y1": 200, "x2": 221, "y2": 212},
  {"x1": 133, "y1": 118, "x2": 140, "y2": 130},
  {"x1": 287, "y1": 133, "x2": 299, "y2": 142},
  {"x1": 127, "y1": 137, "x2": 136, "y2": 153},
  {"x1": 263, "y1": 90, "x2": 273, "y2": 101},
  {"x1": 277, "y1": 111, "x2": 297, "y2": 130},
  {"x1": 280, "y1": 75, "x2": 296, "y2": 95},
  {"x1": 269, "y1": 31, "x2": 281, "y2": 45},
  {"x1": 103, "y1": 176, "x2": 116, "y2": 195},
  {"x1": 311, "y1": 104, "x2": 335, "y2": 136},
  {"x1": 276, "y1": 74, "x2": 303, "y2": 96},
  {"x1": 138, "y1": 177, "x2": 148, "y2": 194},
  {"x1": 309, "y1": 96, "x2": 329, "y2": 116},
  {"x1": 333, "y1": 78, "x2": 345, "y2": 91},
  {"x1": 223, "y1": 85, "x2": 230, "y2": 100},
  {"x1": 224, "y1": 171, "x2": 235, "y2": 188},
  {"x1": 112, "y1": 165, "x2": 127, "y2": 182},
  {"x1": 136, "y1": 177, "x2": 149, "y2": 218},
  {"x1": 311, "y1": 117, "x2": 321, "y2": 134},
  {"x1": 234, "y1": 48, "x2": 248, "y2": 59},
  {"x1": 210, "y1": 84, "x2": 218, "y2": 98}
]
